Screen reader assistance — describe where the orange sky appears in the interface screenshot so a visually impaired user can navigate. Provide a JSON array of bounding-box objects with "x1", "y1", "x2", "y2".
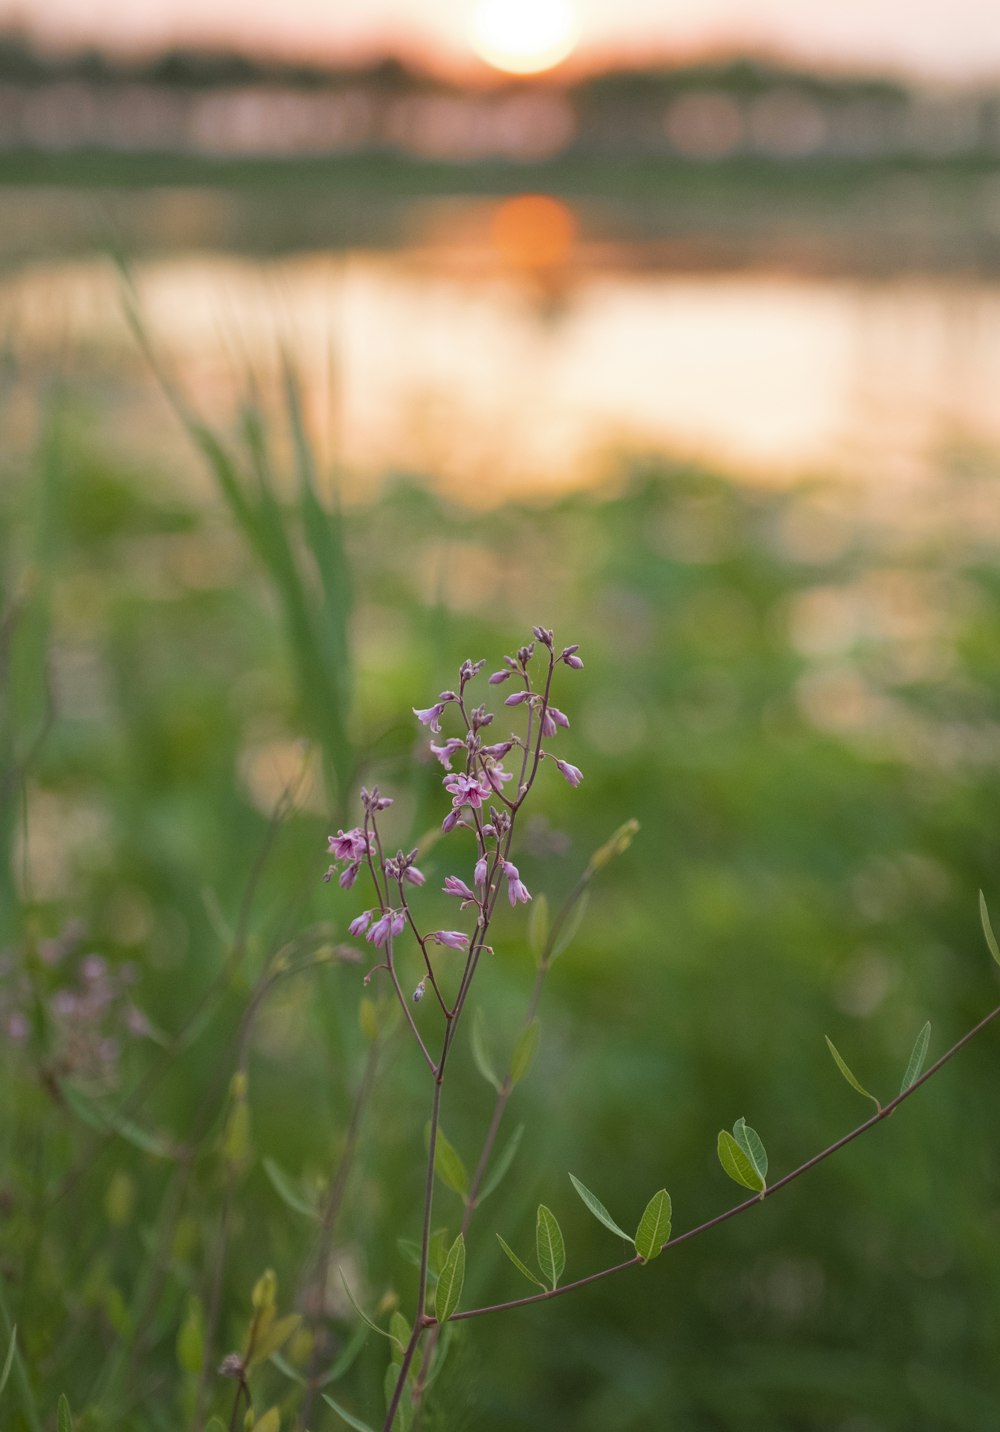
[{"x1": 4, "y1": 0, "x2": 1000, "y2": 79}]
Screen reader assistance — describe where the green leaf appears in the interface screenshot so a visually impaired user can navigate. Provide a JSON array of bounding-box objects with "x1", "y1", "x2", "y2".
[
  {"x1": 395, "y1": 1238, "x2": 422, "y2": 1269},
  {"x1": 323, "y1": 1395, "x2": 377, "y2": 1432},
  {"x1": 250, "y1": 1313, "x2": 302, "y2": 1369},
  {"x1": 471, "y1": 1008, "x2": 502, "y2": 1093},
  {"x1": 338, "y1": 1270, "x2": 393, "y2": 1341},
  {"x1": 320, "y1": 1323, "x2": 369, "y2": 1386},
  {"x1": 510, "y1": 1020, "x2": 540, "y2": 1087},
  {"x1": 0, "y1": 1325, "x2": 16, "y2": 1400},
  {"x1": 57, "y1": 1395, "x2": 72, "y2": 1432},
  {"x1": 732, "y1": 1118, "x2": 768, "y2": 1182},
  {"x1": 262, "y1": 1159, "x2": 320, "y2": 1222},
  {"x1": 568, "y1": 1174, "x2": 633, "y2": 1244},
  {"x1": 176, "y1": 1296, "x2": 204, "y2": 1374},
  {"x1": 254, "y1": 1409, "x2": 281, "y2": 1432},
  {"x1": 981, "y1": 891, "x2": 1000, "y2": 967},
  {"x1": 435, "y1": 1235, "x2": 466, "y2": 1324},
  {"x1": 496, "y1": 1234, "x2": 545, "y2": 1290},
  {"x1": 205, "y1": 1420, "x2": 227, "y2": 1432},
  {"x1": 535, "y1": 1205, "x2": 565, "y2": 1290},
  {"x1": 388, "y1": 1312, "x2": 411, "y2": 1364},
  {"x1": 900, "y1": 1021, "x2": 932, "y2": 1095},
  {"x1": 551, "y1": 889, "x2": 590, "y2": 962},
  {"x1": 426, "y1": 1124, "x2": 469, "y2": 1199},
  {"x1": 427, "y1": 1229, "x2": 450, "y2": 1278},
  {"x1": 825, "y1": 1036, "x2": 881, "y2": 1111},
  {"x1": 478, "y1": 1124, "x2": 524, "y2": 1204},
  {"x1": 634, "y1": 1189, "x2": 672, "y2": 1263},
  {"x1": 586, "y1": 818, "x2": 641, "y2": 876},
  {"x1": 717, "y1": 1130, "x2": 766, "y2": 1195},
  {"x1": 383, "y1": 1365, "x2": 412, "y2": 1432},
  {"x1": 61, "y1": 1086, "x2": 176, "y2": 1159},
  {"x1": 528, "y1": 893, "x2": 550, "y2": 964}
]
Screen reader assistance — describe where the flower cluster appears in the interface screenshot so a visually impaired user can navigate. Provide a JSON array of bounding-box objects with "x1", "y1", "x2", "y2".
[
  {"x1": 324, "y1": 629, "x2": 583, "y2": 1017},
  {"x1": 0, "y1": 921, "x2": 153, "y2": 1088}
]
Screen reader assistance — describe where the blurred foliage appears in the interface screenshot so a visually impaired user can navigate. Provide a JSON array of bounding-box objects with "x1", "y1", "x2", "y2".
[{"x1": 2, "y1": 376, "x2": 1000, "y2": 1432}]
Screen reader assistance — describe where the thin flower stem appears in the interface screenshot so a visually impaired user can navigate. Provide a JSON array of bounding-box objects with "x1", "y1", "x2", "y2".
[
  {"x1": 383, "y1": 1032, "x2": 452, "y2": 1432},
  {"x1": 299, "y1": 1033, "x2": 383, "y2": 1430},
  {"x1": 514, "y1": 654, "x2": 554, "y2": 811},
  {"x1": 398, "y1": 883, "x2": 449, "y2": 1016},
  {"x1": 432, "y1": 1000, "x2": 1000, "y2": 1327},
  {"x1": 412, "y1": 872, "x2": 591, "y2": 1406},
  {"x1": 383, "y1": 935, "x2": 437, "y2": 1074}
]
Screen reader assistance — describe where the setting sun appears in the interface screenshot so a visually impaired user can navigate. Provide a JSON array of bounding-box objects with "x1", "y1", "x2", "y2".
[{"x1": 471, "y1": 0, "x2": 579, "y2": 76}]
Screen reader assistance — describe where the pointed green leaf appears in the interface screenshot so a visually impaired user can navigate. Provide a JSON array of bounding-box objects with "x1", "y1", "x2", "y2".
[
  {"x1": 254, "y1": 1409, "x2": 281, "y2": 1432},
  {"x1": 586, "y1": 818, "x2": 641, "y2": 875},
  {"x1": 61, "y1": 1086, "x2": 175, "y2": 1159},
  {"x1": 0, "y1": 1325, "x2": 16, "y2": 1400},
  {"x1": 510, "y1": 1020, "x2": 540, "y2": 1086},
  {"x1": 323, "y1": 1395, "x2": 377, "y2": 1432},
  {"x1": 471, "y1": 1008, "x2": 502, "y2": 1093},
  {"x1": 568, "y1": 1174, "x2": 633, "y2": 1244},
  {"x1": 980, "y1": 891, "x2": 1000, "y2": 967},
  {"x1": 388, "y1": 1312, "x2": 411, "y2": 1364},
  {"x1": 634, "y1": 1189, "x2": 672, "y2": 1262},
  {"x1": 319, "y1": 1323, "x2": 369, "y2": 1387},
  {"x1": 338, "y1": 1270, "x2": 393, "y2": 1341},
  {"x1": 383, "y1": 1365, "x2": 412, "y2": 1432},
  {"x1": 552, "y1": 890, "x2": 590, "y2": 962},
  {"x1": 478, "y1": 1124, "x2": 525, "y2": 1204},
  {"x1": 425, "y1": 1124, "x2": 469, "y2": 1199},
  {"x1": 428, "y1": 1228, "x2": 450, "y2": 1278},
  {"x1": 396, "y1": 1238, "x2": 422, "y2": 1269},
  {"x1": 250, "y1": 1312, "x2": 302, "y2": 1369},
  {"x1": 57, "y1": 1395, "x2": 72, "y2": 1432},
  {"x1": 435, "y1": 1235, "x2": 466, "y2": 1324},
  {"x1": 528, "y1": 893, "x2": 550, "y2": 964},
  {"x1": 825, "y1": 1036, "x2": 881, "y2": 1111},
  {"x1": 496, "y1": 1234, "x2": 545, "y2": 1290},
  {"x1": 535, "y1": 1204, "x2": 565, "y2": 1291},
  {"x1": 176, "y1": 1296, "x2": 204, "y2": 1374},
  {"x1": 900, "y1": 1021, "x2": 931, "y2": 1095},
  {"x1": 269, "y1": 1351, "x2": 306, "y2": 1387},
  {"x1": 732, "y1": 1118, "x2": 768, "y2": 1181},
  {"x1": 263, "y1": 1159, "x2": 320, "y2": 1222},
  {"x1": 717, "y1": 1130, "x2": 765, "y2": 1195}
]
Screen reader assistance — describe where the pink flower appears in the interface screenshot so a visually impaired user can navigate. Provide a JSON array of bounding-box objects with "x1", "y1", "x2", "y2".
[
  {"x1": 482, "y1": 740, "x2": 514, "y2": 760},
  {"x1": 561, "y1": 646, "x2": 584, "y2": 669},
  {"x1": 413, "y1": 703, "x2": 446, "y2": 733},
  {"x1": 444, "y1": 875, "x2": 476, "y2": 902},
  {"x1": 339, "y1": 861, "x2": 362, "y2": 890},
  {"x1": 504, "y1": 691, "x2": 529, "y2": 707},
  {"x1": 367, "y1": 910, "x2": 406, "y2": 947},
  {"x1": 349, "y1": 911, "x2": 373, "y2": 937},
  {"x1": 429, "y1": 930, "x2": 469, "y2": 950},
  {"x1": 328, "y1": 828, "x2": 369, "y2": 862},
  {"x1": 541, "y1": 706, "x2": 570, "y2": 737},
  {"x1": 430, "y1": 738, "x2": 465, "y2": 770},
  {"x1": 504, "y1": 861, "x2": 531, "y2": 905},
  {"x1": 444, "y1": 772, "x2": 493, "y2": 810},
  {"x1": 403, "y1": 865, "x2": 425, "y2": 887},
  {"x1": 554, "y1": 759, "x2": 583, "y2": 787},
  {"x1": 474, "y1": 856, "x2": 488, "y2": 886},
  {"x1": 441, "y1": 809, "x2": 462, "y2": 833},
  {"x1": 483, "y1": 761, "x2": 513, "y2": 790},
  {"x1": 488, "y1": 670, "x2": 511, "y2": 685}
]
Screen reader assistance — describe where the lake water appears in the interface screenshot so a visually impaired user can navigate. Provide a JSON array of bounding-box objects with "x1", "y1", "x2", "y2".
[{"x1": 4, "y1": 187, "x2": 1000, "y2": 500}]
